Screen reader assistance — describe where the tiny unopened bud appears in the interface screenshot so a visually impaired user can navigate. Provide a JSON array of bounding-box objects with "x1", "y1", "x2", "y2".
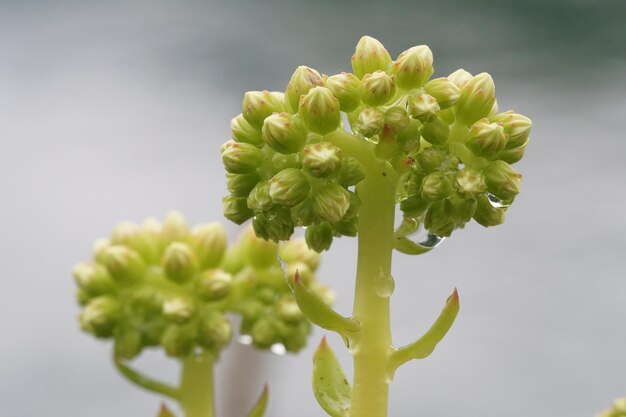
[
  {"x1": 283, "y1": 321, "x2": 311, "y2": 353},
  {"x1": 400, "y1": 195, "x2": 429, "y2": 217},
  {"x1": 269, "y1": 168, "x2": 311, "y2": 207},
  {"x1": 353, "y1": 107, "x2": 385, "y2": 137},
  {"x1": 305, "y1": 222, "x2": 334, "y2": 252},
  {"x1": 129, "y1": 286, "x2": 163, "y2": 314},
  {"x1": 497, "y1": 138, "x2": 528, "y2": 164},
  {"x1": 448, "y1": 68, "x2": 473, "y2": 88},
  {"x1": 285, "y1": 66, "x2": 325, "y2": 113},
  {"x1": 483, "y1": 161, "x2": 522, "y2": 200},
  {"x1": 455, "y1": 72, "x2": 497, "y2": 125},
  {"x1": 360, "y1": 71, "x2": 396, "y2": 106},
  {"x1": 163, "y1": 296, "x2": 196, "y2": 323},
  {"x1": 397, "y1": 119, "x2": 422, "y2": 152},
  {"x1": 276, "y1": 296, "x2": 304, "y2": 323},
  {"x1": 408, "y1": 94, "x2": 440, "y2": 123},
  {"x1": 252, "y1": 209, "x2": 295, "y2": 242},
  {"x1": 455, "y1": 168, "x2": 487, "y2": 199},
  {"x1": 161, "y1": 211, "x2": 190, "y2": 243},
  {"x1": 473, "y1": 195, "x2": 506, "y2": 227},
  {"x1": 242, "y1": 90, "x2": 285, "y2": 129},
  {"x1": 198, "y1": 312, "x2": 232, "y2": 350},
  {"x1": 421, "y1": 172, "x2": 451, "y2": 201},
  {"x1": 240, "y1": 226, "x2": 278, "y2": 269},
  {"x1": 197, "y1": 269, "x2": 233, "y2": 300},
  {"x1": 286, "y1": 262, "x2": 313, "y2": 287},
  {"x1": 351, "y1": 36, "x2": 392, "y2": 79},
  {"x1": 447, "y1": 196, "x2": 478, "y2": 226},
  {"x1": 76, "y1": 288, "x2": 91, "y2": 306},
  {"x1": 221, "y1": 140, "x2": 263, "y2": 174},
  {"x1": 101, "y1": 245, "x2": 146, "y2": 285},
  {"x1": 226, "y1": 172, "x2": 259, "y2": 197},
  {"x1": 261, "y1": 112, "x2": 307, "y2": 154},
  {"x1": 302, "y1": 142, "x2": 343, "y2": 178},
  {"x1": 313, "y1": 183, "x2": 350, "y2": 223},
  {"x1": 336, "y1": 156, "x2": 365, "y2": 187},
  {"x1": 79, "y1": 296, "x2": 121, "y2": 338},
  {"x1": 325, "y1": 72, "x2": 361, "y2": 112},
  {"x1": 420, "y1": 117, "x2": 450, "y2": 146},
  {"x1": 251, "y1": 317, "x2": 278, "y2": 348},
  {"x1": 191, "y1": 223, "x2": 227, "y2": 268},
  {"x1": 231, "y1": 113, "x2": 263, "y2": 146},
  {"x1": 416, "y1": 147, "x2": 446, "y2": 172},
  {"x1": 490, "y1": 111, "x2": 532, "y2": 149},
  {"x1": 424, "y1": 201, "x2": 455, "y2": 237},
  {"x1": 73, "y1": 262, "x2": 116, "y2": 295},
  {"x1": 114, "y1": 327, "x2": 142, "y2": 360},
  {"x1": 222, "y1": 195, "x2": 253, "y2": 225},
  {"x1": 385, "y1": 107, "x2": 410, "y2": 133},
  {"x1": 299, "y1": 87, "x2": 341, "y2": 135},
  {"x1": 424, "y1": 77, "x2": 460, "y2": 109},
  {"x1": 247, "y1": 181, "x2": 273, "y2": 211},
  {"x1": 467, "y1": 118, "x2": 507, "y2": 158},
  {"x1": 111, "y1": 222, "x2": 159, "y2": 264},
  {"x1": 161, "y1": 324, "x2": 194, "y2": 357},
  {"x1": 291, "y1": 198, "x2": 319, "y2": 225},
  {"x1": 162, "y1": 242, "x2": 198, "y2": 283},
  {"x1": 93, "y1": 238, "x2": 110, "y2": 264},
  {"x1": 391, "y1": 45, "x2": 434, "y2": 90}
]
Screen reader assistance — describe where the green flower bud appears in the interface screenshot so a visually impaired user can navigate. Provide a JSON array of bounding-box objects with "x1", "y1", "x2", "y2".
[
  {"x1": 473, "y1": 195, "x2": 506, "y2": 227},
  {"x1": 305, "y1": 222, "x2": 334, "y2": 252},
  {"x1": 276, "y1": 296, "x2": 304, "y2": 323},
  {"x1": 191, "y1": 222, "x2": 227, "y2": 268},
  {"x1": 221, "y1": 140, "x2": 263, "y2": 174},
  {"x1": 76, "y1": 288, "x2": 91, "y2": 306},
  {"x1": 325, "y1": 72, "x2": 361, "y2": 112},
  {"x1": 285, "y1": 261, "x2": 313, "y2": 287},
  {"x1": 197, "y1": 269, "x2": 233, "y2": 300},
  {"x1": 73, "y1": 262, "x2": 116, "y2": 296},
  {"x1": 197, "y1": 312, "x2": 232, "y2": 350},
  {"x1": 336, "y1": 156, "x2": 365, "y2": 186},
  {"x1": 385, "y1": 107, "x2": 410, "y2": 133},
  {"x1": 163, "y1": 295, "x2": 196, "y2": 323},
  {"x1": 161, "y1": 324, "x2": 194, "y2": 357},
  {"x1": 299, "y1": 87, "x2": 341, "y2": 135},
  {"x1": 269, "y1": 168, "x2": 311, "y2": 207},
  {"x1": 391, "y1": 45, "x2": 434, "y2": 90},
  {"x1": 141, "y1": 317, "x2": 167, "y2": 347},
  {"x1": 247, "y1": 181, "x2": 273, "y2": 211},
  {"x1": 302, "y1": 142, "x2": 343, "y2": 178},
  {"x1": 291, "y1": 197, "x2": 319, "y2": 225},
  {"x1": 424, "y1": 201, "x2": 455, "y2": 237},
  {"x1": 448, "y1": 68, "x2": 473, "y2": 88},
  {"x1": 397, "y1": 119, "x2": 422, "y2": 152},
  {"x1": 222, "y1": 195, "x2": 253, "y2": 225},
  {"x1": 114, "y1": 326, "x2": 143, "y2": 360},
  {"x1": 112, "y1": 222, "x2": 160, "y2": 264},
  {"x1": 360, "y1": 71, "x2": 396, "y2": 106},
  {"x1": 162, "y1": 242, "x2": 198, "y2": 283},
  {"x1": 271, "y1": 152, "x2": 301, "y2": 173},
  {"x1": 242, "y1": 90, "x2": 285, "y2": 129},
  {"x1": 490, "y1": 111, "x2": 532, "y2": 149},
  {"x1": 416, "y1": 147, "x2": 446, "y2": 172},
  {"x1": 313, "y1": 183, "x2": 351, "y2": 223},
  {"x1": 374, "y1": 124, "x2": 399, "y2": 160},
  {"x1": 420, "y1": 117, "x2": 450, "y2": 146},
  {"x1": 332, "y1": 218, "x2": 358, "y2": 237},
  {"x1": 252, "y1": 209, "x2": 295, "y2": 242},
  {"x1": 283, "y1": 321, "x2": 310, "y2": 353},
  {"x1": 161, "y1": 211, "x2": 190, "y2": 244},
  {"x1": 101, "y1": 245, "x2": 146, "y2": 285},
  {"x1": 424, "y1": 77, "x2": 460, "y2": 109},
  {"x1": 240, "y1": 226, "x2": 278, "y2": 269},
  {"x1": 408, "y1": 94, "x2": 440, "y2": 123},
  {"x1": 226, "y1": 172, "x2": 259, "y2": 197},
  {"x1": 250, "y1": 317, "x2": 278, "y2": 348},
  {"x1": 400, "y1": 195, "x2": 429, "y2": 217},
  {"x1": 261, "y1": 112, "x2": 307, "y2": 154},
  {"x1": 79, "y1": 296, "x2": 121, "y2": 338},
  {"x1": 483, "y1": 160, "x2": 522, "y2": 200},
  {"x1": 455, "y1": 168, "x2": 487, "y2": 199},
  {"x1": 285, "y1": 66, "x2": 325, "y2": 113},
  {"x1": 447, "y1": 196, "x2": 477, "y2": 226},
  {"x1": 455, "y1": 72, "x2": 496, "y2": 125},
  {"x1": 129, "y1": 286, "x2": 163, "y2": 315},
  {"x1": 353, "y1": 107, "x2": 385, "y2": 138},
  {"x1": 93, "y1": 238, "x2": 110, "y2": 264},
  {"x1": 351, "y1": 36, "x2": 392, "y2": 79},
  {"x1": 467, "y1": 118, "x2": 507, "y2": 158},
  {"x1": 421, "y1": 172, "x2": 451, "y2": 201},
  {"x1": 497, "y1": 138, "x2": 528, "y2": 164},
  {"x1": 231, "y1": 113, "x2": 263, "y2": 146},
  {"x1": 279, "y1": 238, "x2": 320, "y2": 270}
]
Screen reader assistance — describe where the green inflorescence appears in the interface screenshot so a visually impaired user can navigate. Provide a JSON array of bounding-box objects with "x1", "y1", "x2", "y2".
[{"x1": 598, "y1": 399, "x2": 626, "y2": 417}]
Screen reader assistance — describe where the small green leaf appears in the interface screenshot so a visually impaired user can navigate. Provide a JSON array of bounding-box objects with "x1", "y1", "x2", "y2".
[
  {"x1": 246, "y1": 384, "x2": 269, "y2": 417},
  {"x1": 157, "y1": 403, "x2": 177, "y2": 417},
  {"x1": 312, "y1": 337, "x2": 352, "y2": 417},
  {"x1": 394, "y1": 235, "x2": 436, "y2": 255}
]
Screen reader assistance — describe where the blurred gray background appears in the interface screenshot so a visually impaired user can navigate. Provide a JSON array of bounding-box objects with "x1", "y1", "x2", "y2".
[{"x1": 1, "y1": 0, "x2": 625, "y2": 416}]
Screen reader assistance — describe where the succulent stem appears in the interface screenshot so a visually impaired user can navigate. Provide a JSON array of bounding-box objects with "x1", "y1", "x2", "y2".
[{"x1": 179, "y1": 351, "x2": 216, "y2": 417}]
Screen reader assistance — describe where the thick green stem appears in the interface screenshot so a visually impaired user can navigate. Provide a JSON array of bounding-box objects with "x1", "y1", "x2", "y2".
[{"x1": 179, "y1": 351, "x2": 216, "y2": 417}]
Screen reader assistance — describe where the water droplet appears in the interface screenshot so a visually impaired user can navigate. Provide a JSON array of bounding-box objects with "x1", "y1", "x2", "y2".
[
  {"x1": 374, "y1": 267, "x2": 395, "y2": 298},
  {"x1": 419, "y1": 233, "x2": 445, "y2": 249},
  {"x1": 270, "y1": 343, "x2": 286, "y2": 356},
  {"x1": 238, "y1": 334, "x2": 253, "y2": 345},
  {"x1": 487, "y1": 193, "x2": 512, "y2": 208}
]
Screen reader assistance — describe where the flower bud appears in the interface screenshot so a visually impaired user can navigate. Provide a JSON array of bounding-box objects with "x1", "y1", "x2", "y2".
[
  {"x1": 76, "y1": 288, "x2": 91, "y2": 306},
  {"x1": 374, "y1": 124, "x2": 399, "y2": 160},
  {"x1": 416, "y1": 147, "x2": 445, "y2": 172},
  {"x1": 285, "y1": 66, "x2": 325, "y2": 113},
  {"x1": 161, "y1": 211, "x2": 190, "y2": 244},
  {"x1": 448, "y1": 68, "x2": 473, "y2": 88},
  {"x1": 353, "y1": 107, "x2": 385, "y2": 137},
  {"x1": 400, "y1": 195, "x2": 429, "y2": 217},
  {"x1": 198, "y1": 312, "x2": 232, "y2": 350},
  {"x1": 467, "y1": 118, "x2": 507, "y2": 158},
  {"x1": 391, "y1": 45, "x2": 434, "y2": 90},
  {"x1": 101, "y1": 245, "x2": 146, "y2": 285},
  {"x1": 252, "y1": 209, "x2": 295, "y2": 242},
  {"x1": 197, "y1": 269, "x2": 233, "y2": 300},
  {"x1": 424, "y1": 201, "x2": 455, "y2": 237},
  {"x1": 313, "y1": 183, "x2": 350, "y2": 223},
  {"x1": 73, "y1": 262, "x2": 116, "y2": 296},
  {"x1": 325, "y1": 72, "x2": 361, "y2": 112},
  {"x1": 360, "y1": 71, "x2": 396, "y2": 106},
  {"x1": 299, "y1": 87, "x2": 341, "y2": 135},
  {"x1": 408, "y1": 94, "x2": 440, "y2": 122},
  {"x1": 129, "y1": 286, "x2": 163, "y2": 315},
  {"x1": 163, "y1": 295, "x2": 196, "y2": 323},
  {"x1": 79, "y1": 296, "x2": 121, "y2": 338},
  {"x1": 162, "y1": 242, "x2": 198, "y2": 283},
  {"x1": 397, "y1": 119, "x2": 422, "y2": 152},
  {"x1": 93, "y1": 238, "x2": 110, "y2": 264},
  {"x1": 420, "y1": 117, "x2": 449, "y2": 146},
  {"x1": 261, "y1": 112, "x2": 307, "y2": 154},
  {"x1": 332, "y1": 217, "x2": 358, "y2": 237},
  {"x1": 497, "y1": 138, "x2": 528, "y2": 164},
  {"x1": 424, "y1": 77, "x2": 460, "y2": 109},
  {"x1": 482, "y1": 160, "x2": 522, "y2": 200},
  {"x1": 222, "y1": 195, "x2": 253, "y2": 225},
  {"x1": 226, "y1": 172, "x2": 259, "y2": 197},
  {"x1": 291, "y1": 197, "x2": 319, "y2": 225},
  {"x1": 455, "y1": 72, "x2": 496, "y2": 125},
  {"x1": 336, "y1": 156, "x2": 365, "y2": 186},
  {"x1": 113, "y1": 326, "x2": 143, "y2": 360},
  {"x1": 285, "y1": 261, "x2": 313, "y2": 287},
  {"x1": 269, "y1": 168, "x2": 311, "y2": 207},
  {"x1": 302, "y1": 142, "x2": 343, "y2": 178},
  {"x1": 231, "y1": 113, "x2": 263, "y2": 146},
  {"x1": 351, "y1": 36, "x2": 392, "y2": 79},
  {"x1": 283, "y1": 321, "x2": 310, "y2": 353},
  {"x1": 221, "y1": 140, "x2": 263, "y2": 174},
  {"x1": 385, "y1": 106, "x2": 410, "y2": 133},
  {"x1": 251, "y1": 317, "x2": 278, "y2": 348},
  {"x1": 242, "y1": 90, "x2": 285, "y2": 129},
  {"x1": 473, "y1": 195, "x2": 506, "y2": 227},
  {"x1": 490, "y1": 111, "x2": 532, "y2": 149},
  {"x1": 191, "y1": 222, "x2": 227, "y2": 268},
  {"x1": 247, "y1": 181, "x2": 273, "y2": 211},
  {"x1": 111, "y1": 222, "x2": 160, "y2": 264},
  {"x1": 276, "y1": 296, "x2": 304, "y2": 323},
  {"x1": 455, "y1": 168, "x2": 487, "y2": 199},
  {"x1": 161, "y1": 324, "x2": 194, "y2": 357},
  {"x1": 447, "y1": 196, "x2": 477, "y2": 226},
  {"x1": 240, "y1": 226, "x2": 278, "y2": 269},
  {"x1": 271, "y1": 152, "x2": 300, "y2": 173},
  {"x1": 305, "y1": 222, "x2": 334, "y2": 252},
  {"x1": 421, "y1": 172, "x2": 451, "y2": 201}
]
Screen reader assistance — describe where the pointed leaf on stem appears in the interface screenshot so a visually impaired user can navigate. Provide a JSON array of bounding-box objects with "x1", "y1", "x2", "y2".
[
  {"x1": 293, "y1": 271, "x2": 360, "y2": 336},
  {"x1": 246, "y1": 384, "x2": 269, "y2": 417},
  {"x1": 394, "y1": 235, "x2": 436, "y2": 255},
  {"x1": 313, "y1": 337, "x2": 352, "y2": 417},
  {"x1": 388, "y1": 288, "x2": 460, "y2": 374},
  {"x1": 157, "y1": 403, "x2": 177, "y2": 417}
]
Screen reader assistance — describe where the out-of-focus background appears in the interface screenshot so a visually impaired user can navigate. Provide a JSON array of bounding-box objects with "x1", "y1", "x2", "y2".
[{"x1": 1, "y1": 0, "x2": 625, "y2": 416}]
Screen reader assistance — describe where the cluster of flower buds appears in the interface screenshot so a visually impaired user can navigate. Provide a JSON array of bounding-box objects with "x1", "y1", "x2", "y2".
[
  {"x1": 74, "y1": 212, "x2": 331, "y2": 359},
  {"x1": 222, "y1": 35, "x2": 531, "y2": 248},
  {"x1": 597, "y1": 398, "x2": 626, "y2": 417}
]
